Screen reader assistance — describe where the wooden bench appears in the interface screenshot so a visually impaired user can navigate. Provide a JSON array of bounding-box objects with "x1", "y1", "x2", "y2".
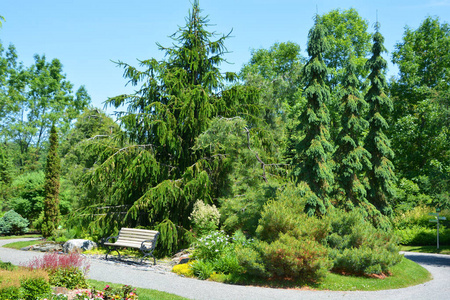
[{"x1": 102, "y1": 228, "x2": 160, "y2": 265}]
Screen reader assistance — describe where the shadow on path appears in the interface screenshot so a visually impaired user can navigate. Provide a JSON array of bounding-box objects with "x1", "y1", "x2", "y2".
[{"x1": 403, "y1": 252, "x2": 450, "y2": 267}]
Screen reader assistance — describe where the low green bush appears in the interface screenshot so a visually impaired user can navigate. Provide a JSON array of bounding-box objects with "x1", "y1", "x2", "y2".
[
  {"x1": 0, "y1": 261, "x2": 16, "y2": 271},
  {"x1": 395, "y1": 226, "x2": 450, "y2": 245},
  {"x1": 325, "y1": 208, "x2": 402, "y2": 275},
  {"x1": 0, "y1": 210, "x2": 29, "y2": 235},
  {"x1": 48, "y1": 266, "x2": 89, "y2": 289},
  {"x1": 258, "y1": 233, "x2": 331, "y2": 280},
  {"x1": 191, "y1": 260, "x2": 215, "y2": 280},
  {"x1": 0, "y1": 286, "x2": 20, "y2": 300},
  {"x1": 20, "y1": 277, "x2": 51, "y2": 300},
  {"x1": 234, "y1": 244, "x2": 267, "y2": 277}
]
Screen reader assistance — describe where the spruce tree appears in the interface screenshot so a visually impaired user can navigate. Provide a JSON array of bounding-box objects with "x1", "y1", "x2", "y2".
[
  {"x1": 80, "y1": 1, "x2": 259, "y2": 255},
  {"x1": 42, "y1": 124, "x2": 60, "y2": 237},
  {"x1": 334, "y1": 55, "x2": 372, "y2": 210},
  {"x1": 294, "y1": 18, "x2": 334, "y2": 216},
  {"x1": 364, "y1": 25, "x2": 396, "y2": 216}
]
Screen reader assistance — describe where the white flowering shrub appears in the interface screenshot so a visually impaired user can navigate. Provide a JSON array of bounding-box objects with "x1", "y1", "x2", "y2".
[
  {"x1": 193, "y1": 230, "x2": 229, "y2": 260},
  {"x1": 189, "y1": 200, "x2": 220, "y2": 236}
]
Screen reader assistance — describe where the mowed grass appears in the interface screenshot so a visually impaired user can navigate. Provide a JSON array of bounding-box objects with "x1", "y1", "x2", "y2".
[
  {"x1": 2, "y1": 239, "x2": 44, "y2": 250},
  {"x1": 87, "y1": 279, "x2": 189, "y2": 300},
  {"x1": 315, "y1": 257, "x2": 431, "y2": 291},
  {"x1": 401, "y1": 245, "x2": 450, "y2": 255},
  {"x1": 0, "y1": 234, "x2": 41, "y2": 240}
]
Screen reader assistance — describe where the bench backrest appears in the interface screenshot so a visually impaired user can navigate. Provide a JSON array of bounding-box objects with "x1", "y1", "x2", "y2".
[{"x1": 116, "y1": 228, "x2": 159, "y2": 248}]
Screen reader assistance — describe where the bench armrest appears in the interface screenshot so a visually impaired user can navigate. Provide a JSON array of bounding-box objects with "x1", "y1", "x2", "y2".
[{"x1": 101, "y1": 235, "x2": 119, "y2": 246}]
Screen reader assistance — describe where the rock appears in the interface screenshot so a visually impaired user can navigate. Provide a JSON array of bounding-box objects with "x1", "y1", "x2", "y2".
[
  {"x1": 63, "y1": 239, "x2": 97, "y2": 253},
  {"x1": 31, "y1": 242, "x2": 63, "y2": 252}
]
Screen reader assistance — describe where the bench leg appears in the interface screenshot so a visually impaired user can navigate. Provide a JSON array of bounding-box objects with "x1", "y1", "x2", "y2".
[
  {"x1": 105, "y1": 248, "x2": 121, "y2": 260},
  {"x1": 140, "y1": 251, "x2": 156, "y2": 265}
]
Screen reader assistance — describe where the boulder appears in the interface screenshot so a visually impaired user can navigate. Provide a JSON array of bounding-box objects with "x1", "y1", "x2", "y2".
[{"x1": 63, "y1": 239, "x2": 97, "y2": 253}]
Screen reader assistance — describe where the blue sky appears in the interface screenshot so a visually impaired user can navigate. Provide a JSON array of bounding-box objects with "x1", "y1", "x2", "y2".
[{"x1": 1, "y1": 0, "x2": 449, "y2": 115}]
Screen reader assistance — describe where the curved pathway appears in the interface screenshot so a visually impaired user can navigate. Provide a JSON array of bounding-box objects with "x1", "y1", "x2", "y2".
[{"x1": 1, "y1": 238, "x2": 449, "y2": 300}]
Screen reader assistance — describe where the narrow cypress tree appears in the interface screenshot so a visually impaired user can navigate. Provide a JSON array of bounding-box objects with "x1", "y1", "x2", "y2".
[
  {"x1": 294, "y1": 18, "x2": 334, "y2": 216},
  {"x1": 42, "y1": 124, "x2": 60, "y2": 237},
  {"x1": 364, "y1": 25, "x2": 396, "y2": 216},
  {"x1": 334, "y1": 55, "x2": 372, "y2": 210}
]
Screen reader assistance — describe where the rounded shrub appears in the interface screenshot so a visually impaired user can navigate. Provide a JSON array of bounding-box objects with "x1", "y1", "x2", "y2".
[{"x1": 0, "y1": 210, "x2": 29, "y2": 235}]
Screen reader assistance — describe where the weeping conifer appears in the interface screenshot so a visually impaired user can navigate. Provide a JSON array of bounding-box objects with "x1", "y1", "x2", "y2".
[
  {"x1": 364, "y1": 25, "x2": 396, "y2": 216},
  {"x1": 79, "y1": 1, "x2": 259, "y2": 254},
  {"x1": 42, "y1": 124, "x2": 60, "y2": 238},
  {"x1": 294, "y1": 18, "x2": 334, "y2": 216},
  {"x1": 334, "y1": 55, "x2": 372, "y2": 210}
]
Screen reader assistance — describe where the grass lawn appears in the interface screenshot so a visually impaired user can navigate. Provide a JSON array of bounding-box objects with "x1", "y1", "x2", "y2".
[
  {"x1": 314, "y1": 257, "x2": 431, "y2": 291},
  {"x1": 401, "y1": 245, "x2": 450, "y2": 255},
  {"x1": 87, "y1": 279, "x2": 189, "y2": 300},
  {"x1": 218, "y1": 257, "x2": 431, "y2": 291},
  {"x1": 0, "y1": 234, "x2": 41, "y2": 240},
  {"x1": 2, "y1": 239, "x2": 45, "y2": 250}
]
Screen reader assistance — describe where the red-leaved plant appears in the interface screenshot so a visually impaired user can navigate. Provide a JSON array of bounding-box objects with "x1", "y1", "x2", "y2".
[{"x1": 25, "y1": 252, "x2": 90, "y2": 275}]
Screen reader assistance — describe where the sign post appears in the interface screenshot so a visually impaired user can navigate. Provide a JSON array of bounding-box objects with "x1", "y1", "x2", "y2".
[{"x1": 429, "y1": 208, "x2": 446, "y2": 250}]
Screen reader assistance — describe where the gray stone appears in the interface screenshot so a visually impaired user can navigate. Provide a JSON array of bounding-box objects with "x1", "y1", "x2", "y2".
[{"x1": 63, "y1": 239, "x2": 97, "y2": 253}]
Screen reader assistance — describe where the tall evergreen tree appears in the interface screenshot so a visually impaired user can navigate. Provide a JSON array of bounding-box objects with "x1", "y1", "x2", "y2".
[
  {"x1": 334, "y1": 55, "x2": 372, "y2": 210},
  {"x1": 42, "y1": 124, "x2": 60, "y2": 237},
  {"x1": 364, "y1": 25, "x2": 396, "y2": 216},
  {"x1": 293, "y1": 18, "x2": 334, "y2": 216},
  {"x1": 80, "y1": 1, "x2": 259, "y2": 255}
]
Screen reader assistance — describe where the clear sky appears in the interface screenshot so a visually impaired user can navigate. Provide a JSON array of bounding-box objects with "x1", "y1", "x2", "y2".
[{"x1": 1, "y1": 0, "x2": 449, "y2": 115}]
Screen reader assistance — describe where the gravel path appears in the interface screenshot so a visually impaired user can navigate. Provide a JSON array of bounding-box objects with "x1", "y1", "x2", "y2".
[{"x1": 1, "y1": 238, "x2": 449, "y2": 300}]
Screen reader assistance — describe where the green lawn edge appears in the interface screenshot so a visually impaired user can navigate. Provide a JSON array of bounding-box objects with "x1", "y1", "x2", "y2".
[
  {"x1": 315, "y1": 257, "x2": 431, "y2": 291},
  {"x1": 401, "y1": 245, "x2": 450, "y2": 255},
  {"x1": 87, "y1": 279, "x2": 189, "y2": 300}
]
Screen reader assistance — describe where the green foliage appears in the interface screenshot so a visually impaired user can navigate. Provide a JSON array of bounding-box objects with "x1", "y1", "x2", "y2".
[
  {"x1": 364, "y1": 27, "x2": 396, "y2": 216},
  {"x1": 0, "y1": 286, "x2": 20, "y2": 300},
  {"x1": 393, "y1": 206, "x2": 450, "y2": 245},
  {"x1": 9, "y1": 171, "x2": 45, "y2": 222},
  {"x1": 255, "y1": 182, "x2": 328, "y2": 242},
  {"x1": 20, "y1": 277, "x2": 51, "y2": 300},
  {"x1": 189, "y1": 200, "x2": 220, "y2": 236},
  {"x1": 318, "y1": 8, "x2": 371, "y2": 87},
  {"x1": 233, "y1": 244, "x2": 267, "y2": 277},
  {"x1": 42, "y1": 124, "x2": 61, "y2": 238},
  {"x1": 48, "y1": 266, "x2": 88, "y2": 290},
  {"x1": 172, "y1": 262, "x2": 194, "y2": 277},
  {"x1": 192, "y1": 230, "x2": 230, "y2": 261},
  {"x1": 390, "y1": 16, "x2": 450, "y2": 204},
  {"x1": 0, "y1": 210, "x2": 29, "y2": 235},
  {"x1": 0, "y1": 261, "x2": 15, "y2": 271},
  {"x1": 78, "y1": 1, "x2": 259, "y2": 256},
  {"x1": 393, "y1": 179, "x2": 433, "y2": 211},
  {"x1": 293, "y1": 19, "x2": 334, "y2": 216},
  {"x1": 258, "y1": 233, "x2": 331, "y2": 280},
  {"x1": 191, "y1": 259, "x2": 215, "y2": 280},
  {"x1": 334, "y1": 55, "x2": 371, "y2": 211},
  {"x1": 324, "y1": 208, "x2": 402, "y2": 275}
]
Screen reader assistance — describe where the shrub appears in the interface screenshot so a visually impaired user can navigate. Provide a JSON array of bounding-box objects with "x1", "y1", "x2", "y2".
[
  {"x1": 192, "y1": 230, "x2": 230, "y2": 261},
  {"x1": 191, "y1": 260, "x2": 215, "y2": 280},
  {"x1": 20, "y1": 277, "x2": 51, "y2": 300},
  {"x1": 189, "y1": 200, "x2": 220, "y2": 236},
  {"x1": 234, "y1": 244, "x2": 267, "y2": 277},
  {"x1": 172, "y1": 262, "x2": 194, "y2": 277},
  {"x1": 25, "y1": 252, "x2": 90, "y2": 289},
  {"x1": 212, "y1": 251, "x2": 242, "y2": 275},
  {"x1": 0, "y1": 286, "x2": 20, "y2": 300},
  {"x1": 325, "y1": 208, "x2": 402, "y2": 275},
  {"x1": 258, "y1": 233, "x2": 331, "y2": 280},
  {"x1": 48, "y1": 266, "x2": 88, "y2": 289},
  {"x1": 0, "y1": 261, "x2": 16, "y2": 271},
  {"x1": 0, "y1": 210, "x2": 29, "y2": 235},
  {"x1": 26, "y1": 252, "x2": 90, "y2": 275}
]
